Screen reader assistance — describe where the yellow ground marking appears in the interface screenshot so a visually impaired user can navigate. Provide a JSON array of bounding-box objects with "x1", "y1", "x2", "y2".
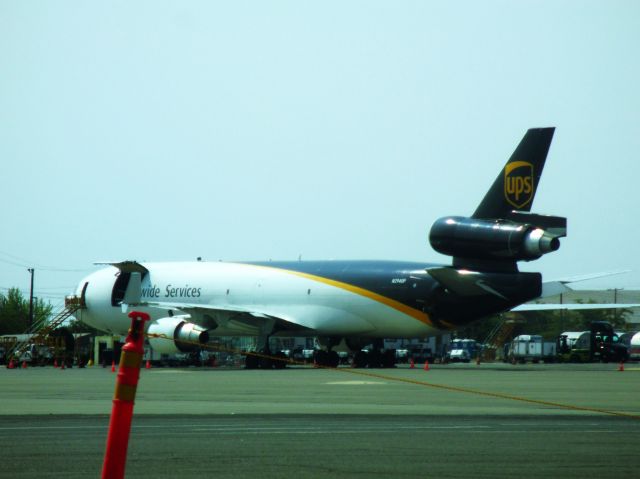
[
  {"x1": 145, "y1": 333, "x2": 640, "y2": 421},
  {"x1": 326, "y1": 380, "x2": 386, "y2": 385}
]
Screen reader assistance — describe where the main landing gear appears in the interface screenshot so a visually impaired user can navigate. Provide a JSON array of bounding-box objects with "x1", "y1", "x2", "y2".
[
  {"x1": 244, "y1": 349, "x2": 288, "y2": 369},
  {"x1": 244, "y1": 319, "x2": 288, "y2": 370},
  {"x1": 312, "y1": 350, "x2": 340, "y2": 368},
  {"x1": 315, "y1": 338, "x2": 397, "y2": 369},
  {"x1": 351, "y1": 346, "x2": 396, "y2": 368}
]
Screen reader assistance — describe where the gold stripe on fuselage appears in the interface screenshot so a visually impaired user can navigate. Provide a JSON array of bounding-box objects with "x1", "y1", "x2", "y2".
[{"x1": 246, "y1": 264, "x2": 434, "y2": 328}]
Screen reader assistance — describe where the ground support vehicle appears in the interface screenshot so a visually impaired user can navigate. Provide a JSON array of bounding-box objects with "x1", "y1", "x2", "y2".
[
  {"x1": 507, "y1": 335, "x2": 556, "y2": 363},
  {"x1": 445, "y1": 339, "x2": 477, "y2": 363},
  {"x1": 557, "y1": 321, "x2": 628, "y2": 363}
]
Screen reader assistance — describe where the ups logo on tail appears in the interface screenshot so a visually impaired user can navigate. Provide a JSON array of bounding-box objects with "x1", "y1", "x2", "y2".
[{"x1": 504, "y1": 161, "x2": 534, "y2": 209}]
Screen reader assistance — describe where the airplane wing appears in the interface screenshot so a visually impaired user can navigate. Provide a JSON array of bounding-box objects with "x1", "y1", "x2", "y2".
[
  {"x1": 131, "y1": 297, "x2": 313, "y2": 334},
  {"x1": 530, "y1": 269, "x2": 639, "y2": 311},
  {"x1": 513, "y1": 303, "x2": 640, "y2": 312},
  {"x1": 545, "y1": 270, "x2": 630, "y2": 285},
  {"x1": 540, "y1": 270, "x2": 630, "y2": 298}
]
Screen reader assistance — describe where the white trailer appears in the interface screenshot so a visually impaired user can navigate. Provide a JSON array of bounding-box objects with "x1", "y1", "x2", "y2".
[{"x1": 508, "y1": 335, "x2": 556, "y2": 363}]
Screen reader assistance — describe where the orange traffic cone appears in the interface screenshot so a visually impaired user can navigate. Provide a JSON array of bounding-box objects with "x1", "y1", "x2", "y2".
[
  {"x1": 618, "y1": 361, "x2": 624, "y2": 372},
  {"x1": 53, "y1": 359, "x2": 58, "y2": 368},
  {"x1": 145, "y1": 360, "x2": 151, "y2": 370},
  {"x1": 424, "y1": 360, "x2": 430, "y2": 371},
  {"x1": 8, "y1": 358, "x2": 15, "y2": 369},
  {"x1": 410, "y1": 358, "x2": 415, "y2": 369},
  {"x1": 22, "y1": 361, "x2": 27, "y2": 369},
  {"x1": 111, "y1": 360, "x2": 116, "y2": 373}
]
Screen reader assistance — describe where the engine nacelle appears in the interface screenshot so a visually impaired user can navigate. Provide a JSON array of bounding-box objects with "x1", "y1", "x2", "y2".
[
  {"x1": 147, "y1": 317, "x2": 210, "y2": 355},
  {"x1": 429, "y1": 216, "x2": 560, "y2": 261}
]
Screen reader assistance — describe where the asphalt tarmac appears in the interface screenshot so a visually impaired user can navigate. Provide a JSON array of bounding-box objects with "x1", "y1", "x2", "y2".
[{"x1": 1, "y1": 363, "x2": 639, "y2": 478}]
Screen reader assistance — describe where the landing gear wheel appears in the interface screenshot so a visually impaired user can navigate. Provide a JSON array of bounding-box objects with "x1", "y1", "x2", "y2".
[
  {"x1": 352, "y1": 351, "x2": 368, "y2": 368},
  {"x1": 273, "y1": 351, "x2": 288, "y2": 369},
  {"x1": 245, "y1": 354, "x2": 260, "y2": 369},
  {"x1": 381, "y1": 350, "x2": 396, "y2": 368},
  {"x1": 367, "y1": 349, "x2": 382, "y2": 368},
  {"x1": 313, "y1": 350, "x2": 328, "y2": 367},
  {"x1": 327, "y1": 351, "x2": 339, "y2": 368},
  {"x1": 258, "y1": 355, "x2": 273, "y2": 369}
]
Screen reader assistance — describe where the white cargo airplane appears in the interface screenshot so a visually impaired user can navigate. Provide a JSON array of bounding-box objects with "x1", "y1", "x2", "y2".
[{"x1": 72, "y1": 128, "x2": 630, "y2": 367}]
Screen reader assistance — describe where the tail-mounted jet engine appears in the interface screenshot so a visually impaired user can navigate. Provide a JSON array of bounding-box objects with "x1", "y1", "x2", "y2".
[
  {"x1": 147, "y1": 316, "x2": 210, "y2": 355},
  {"x1": 429, "y1": 214, "x2": 565, "y2": 262}
]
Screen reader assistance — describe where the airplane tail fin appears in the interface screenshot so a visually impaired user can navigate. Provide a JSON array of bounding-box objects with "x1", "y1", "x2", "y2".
[
  {"x1": 429, "y1": 127, "x2": 565, "y2": 273},
  {"x1": 472, "y1": 127, "x2": 555, "y2": 219}
]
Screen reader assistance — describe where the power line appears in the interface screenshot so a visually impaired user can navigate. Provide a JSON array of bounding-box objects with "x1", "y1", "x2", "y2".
[
  {"x1": 0, "y1": 250, "x2": 91, "y2": 272},
  {"x1": 0, "y1": 287, "x2": 71, "y2": 301}
]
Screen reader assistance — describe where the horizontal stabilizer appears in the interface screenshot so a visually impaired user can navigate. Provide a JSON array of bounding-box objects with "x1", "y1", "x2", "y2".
[
  {"x1": 507, "y1": 211, "x2": 567, "y2": 238},
  {"x1": 427, "y1": 267, "x2": 506, "y2": 299}
]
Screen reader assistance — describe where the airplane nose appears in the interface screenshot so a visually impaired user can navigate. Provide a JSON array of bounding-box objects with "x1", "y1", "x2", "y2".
[
  {"x1": 74, "y1": 280, "x2": 89, "y2": 306},
  {"x1": 70, "y1": 269, "x2": 116, "y2": 332}
]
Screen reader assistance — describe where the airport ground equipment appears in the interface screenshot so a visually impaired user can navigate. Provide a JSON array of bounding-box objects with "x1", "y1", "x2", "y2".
[
  {"x1": 4, "y1": 295, "x2": 84, "y2": 366},
  {"x1": 557, "y1": 321, "x2": 628, "y2": 363},
  {"x1": 480, "y1": 314, "x2": 523, "y2": 361},
  {"x1": 445, "y1": 339, "x2": 478, "y2": 362},
  {"x1": 590, "y1": 321, "x2": 628, "y2": 362},
  {"x1": 506, "y1": 335, "x2": 556, "y2": 363}
]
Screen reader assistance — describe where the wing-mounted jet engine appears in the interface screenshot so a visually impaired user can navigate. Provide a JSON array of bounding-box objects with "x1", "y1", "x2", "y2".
[
  {"x1": 147, "y1": 316, "x2": 210, "y2": 355},
  {"x1": 425, "y1": 128, "x2": 567, "y2": 324}
]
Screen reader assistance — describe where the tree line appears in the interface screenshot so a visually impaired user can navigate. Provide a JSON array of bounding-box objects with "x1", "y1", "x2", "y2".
[
  {"x1": 0, "y1": 288, "x2": 53, "y2": 335},
  {"x1": 455, "y1": 302, "x2": 635, "y2": 342}
]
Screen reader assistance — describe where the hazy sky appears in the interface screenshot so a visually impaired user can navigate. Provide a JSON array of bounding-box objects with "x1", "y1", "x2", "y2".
[{"x1": 1, "y1": 1, "x2": 639, "y2": 308}]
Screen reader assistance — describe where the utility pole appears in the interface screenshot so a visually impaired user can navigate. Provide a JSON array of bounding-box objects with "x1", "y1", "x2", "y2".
[
  {"x1": 559, "y1": 292, "x2": 563, "y2": 330},
  {"x1": 28, "y1": 268, "x2": 34, "y2": 328},
  {"x1": 613, "y1": 288, "x2": 621, "y2": 325}
]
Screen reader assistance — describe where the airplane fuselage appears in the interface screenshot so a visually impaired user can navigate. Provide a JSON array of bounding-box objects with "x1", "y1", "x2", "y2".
[
  {"x1": 76, "y1": 260, "x2": 444, "y2": 338},
  {"x1": 75, "y1": 259, "x2": 543, "y2": 341}
]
